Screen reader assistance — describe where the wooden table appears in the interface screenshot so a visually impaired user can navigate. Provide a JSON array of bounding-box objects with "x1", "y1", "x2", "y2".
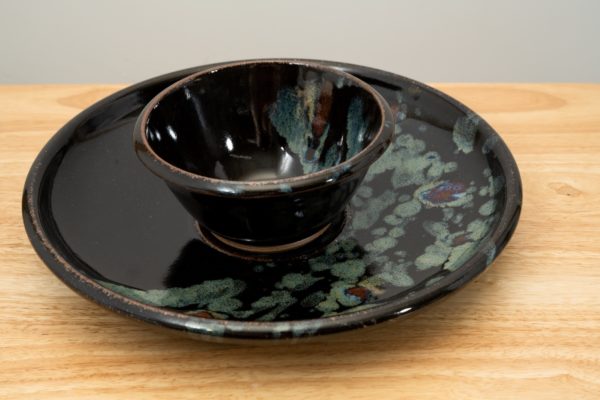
[{"x1": 1, "y1": 84, "x2": 599, "y2": 399}]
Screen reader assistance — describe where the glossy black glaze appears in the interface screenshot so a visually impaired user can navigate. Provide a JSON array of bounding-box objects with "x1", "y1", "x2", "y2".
[
  {"x1": 134, "y1": 60, "x2": 394, "y2": 247},
  {"x1": 22, "y1": 60, "x2": 522, "y2": 341}
]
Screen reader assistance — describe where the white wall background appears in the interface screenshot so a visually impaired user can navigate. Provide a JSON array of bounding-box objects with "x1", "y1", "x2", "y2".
[{"x1": 1, "y1": 0, "x2": 599, "y2": 83}]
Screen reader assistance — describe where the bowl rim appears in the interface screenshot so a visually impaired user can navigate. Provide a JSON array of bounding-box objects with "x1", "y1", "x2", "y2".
[{"x1": 133, "y1": 59, "x2": 395, "y2": 196}]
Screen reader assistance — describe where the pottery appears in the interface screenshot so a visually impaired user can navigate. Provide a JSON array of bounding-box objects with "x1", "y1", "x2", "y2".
[
  {"x1": 134, "y1": 60, "x2": 394, "y2": 250},
  {"x1": 22, "y1": 60, "x2": 522, "y2": 341}
]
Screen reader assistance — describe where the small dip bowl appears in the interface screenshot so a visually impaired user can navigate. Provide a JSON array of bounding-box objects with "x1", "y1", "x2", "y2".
[{"x1": 134, "y1": 60, "x2": 394, "y2": 252}]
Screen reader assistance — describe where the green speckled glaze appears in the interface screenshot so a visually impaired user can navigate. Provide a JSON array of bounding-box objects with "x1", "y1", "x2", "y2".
[
  {"x1": 452, "y1": 113, "x2": 480, "y2": 154},
  {"x1": 97, "y1": 100, "x2": 505, "y2": 322},
  {"x1": 269, "y1": 83, "x2": 369, "y2": 174}
]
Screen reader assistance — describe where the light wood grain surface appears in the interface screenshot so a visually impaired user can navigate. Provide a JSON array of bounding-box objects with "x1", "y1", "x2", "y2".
[{"x1": 1, "y1": 84, "x2": 599, "y2": 399}]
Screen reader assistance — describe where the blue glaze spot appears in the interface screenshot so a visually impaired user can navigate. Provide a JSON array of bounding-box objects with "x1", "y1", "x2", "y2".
[{"x1": 416, "y1": 180, "x2": 472, "y2": 207}]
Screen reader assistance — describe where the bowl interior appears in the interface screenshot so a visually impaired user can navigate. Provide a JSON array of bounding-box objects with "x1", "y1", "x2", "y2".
[{"x1": 144, "y1": 63, "x2": 383, "y2": 181}]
